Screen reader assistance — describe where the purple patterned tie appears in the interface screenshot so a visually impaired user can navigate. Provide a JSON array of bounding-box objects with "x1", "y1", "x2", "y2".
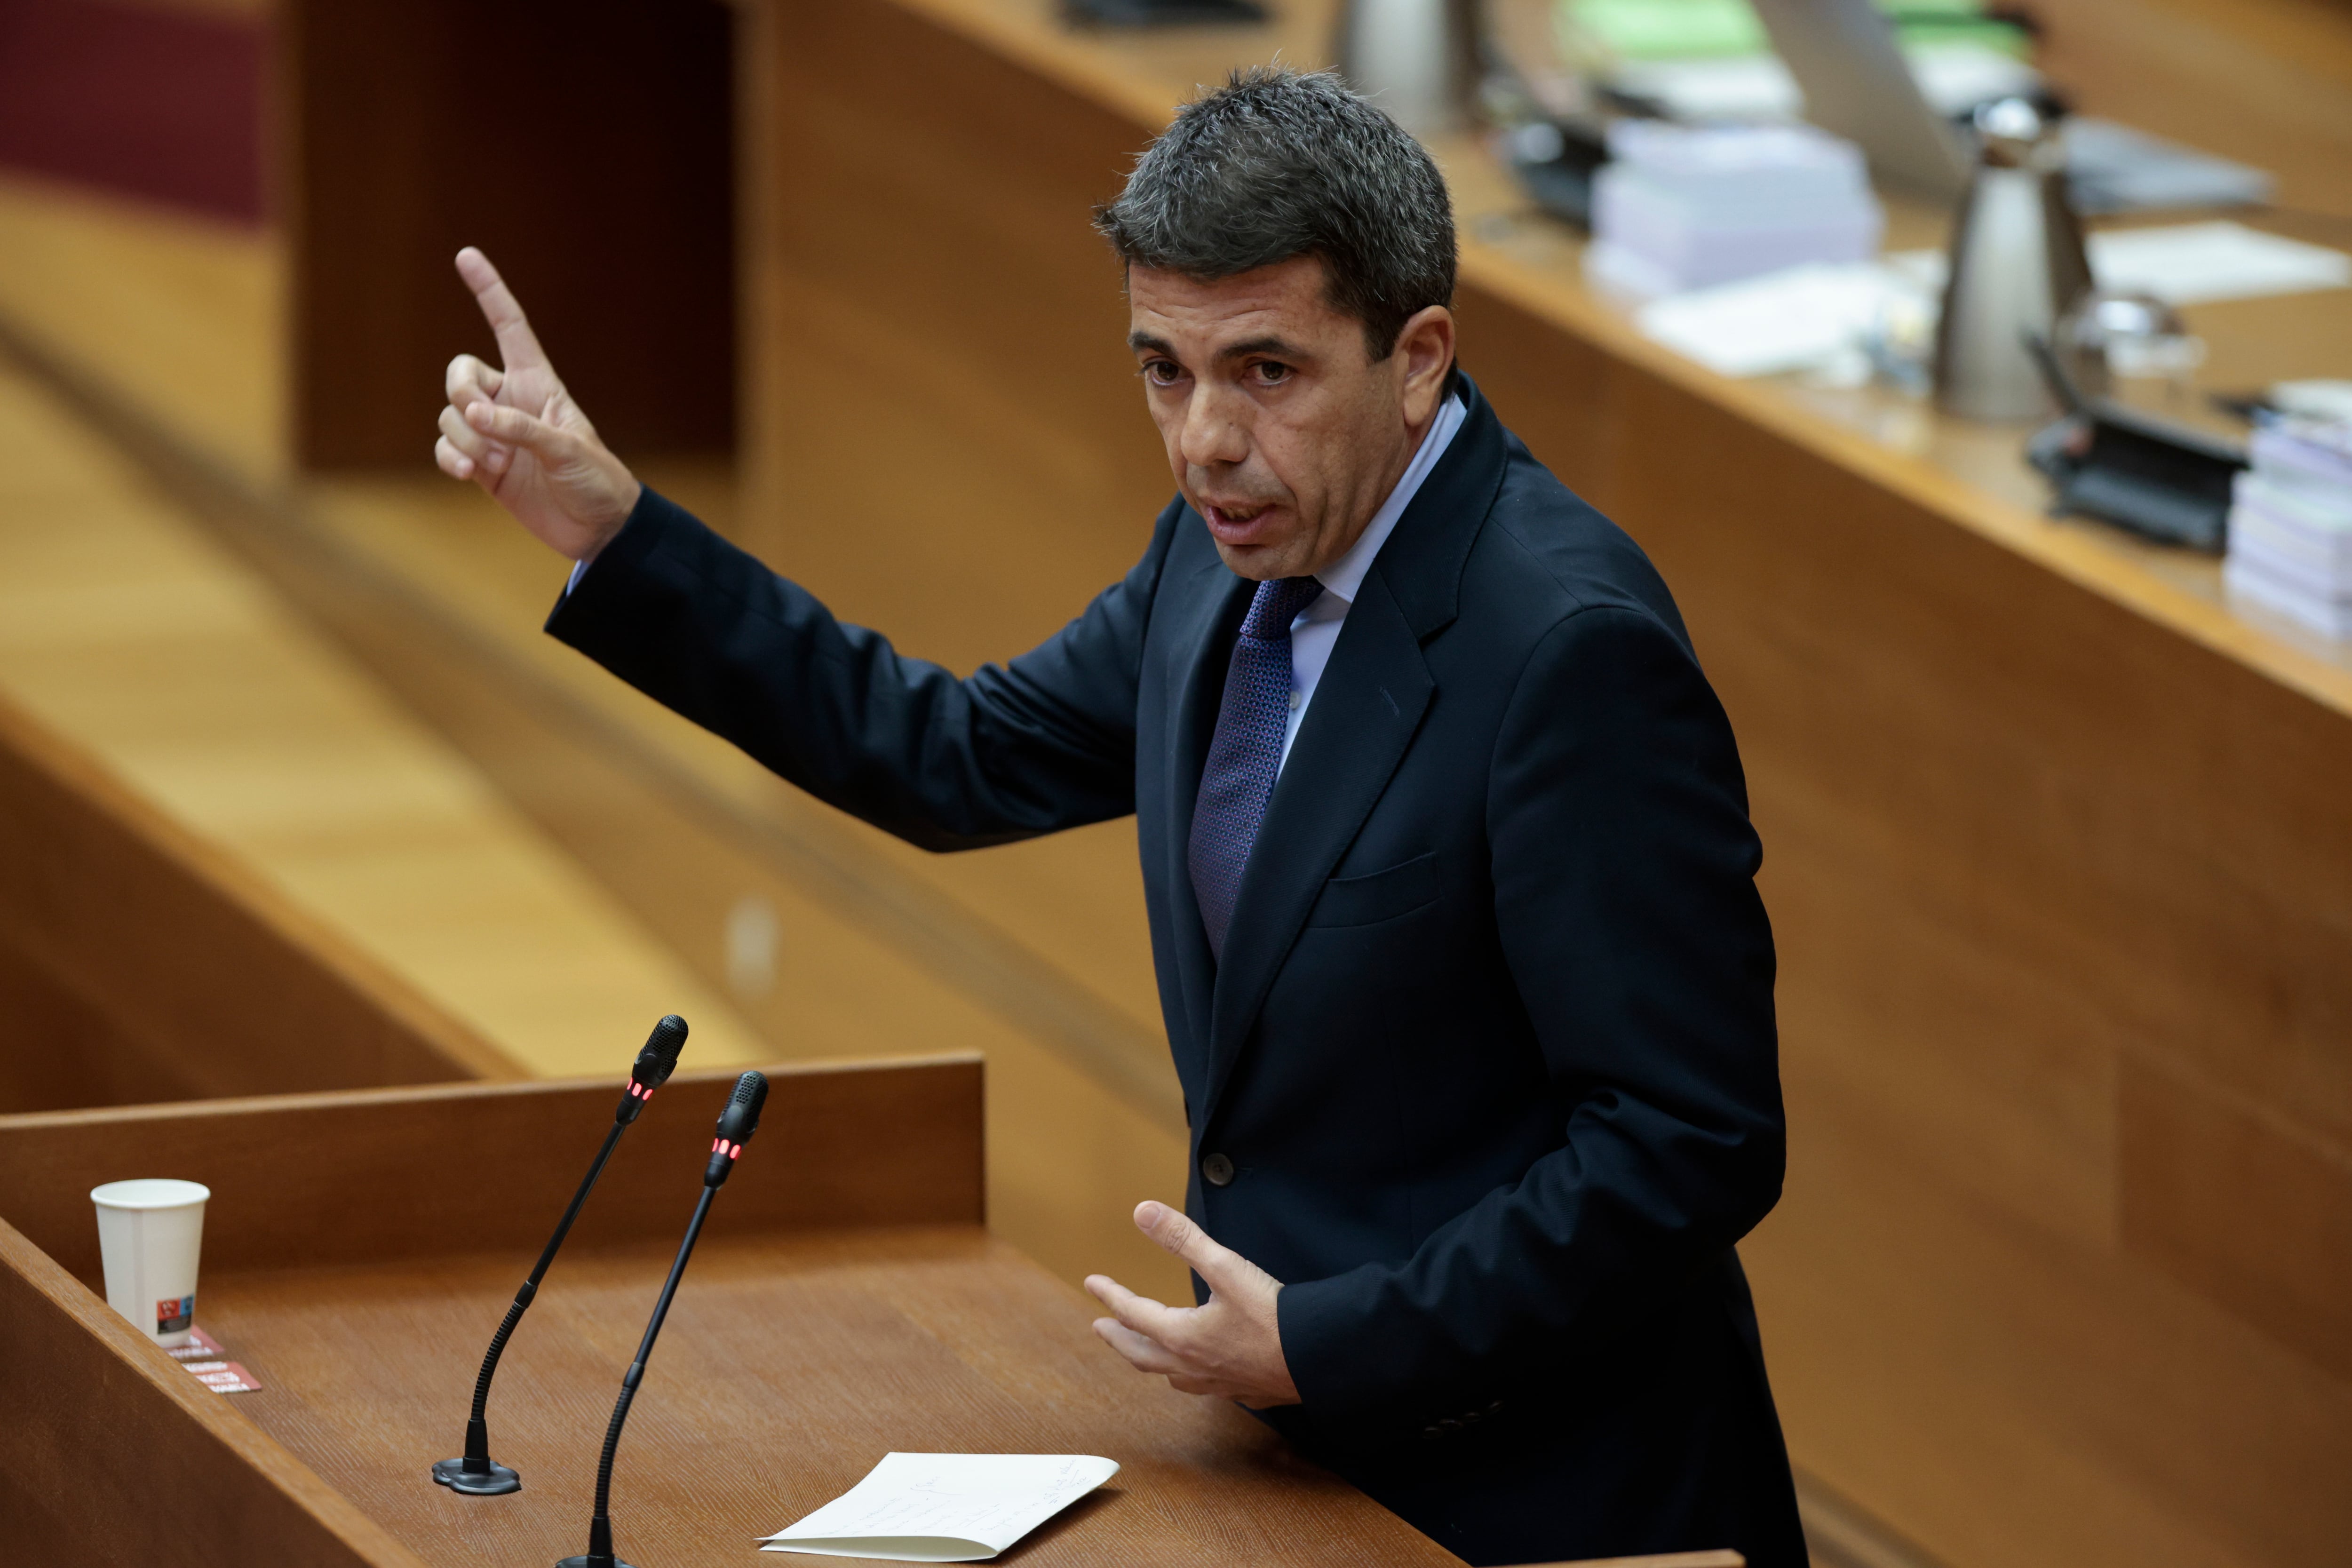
[{"x1": 1190, "y1": 574, "x2": 1324, "y2": 960}]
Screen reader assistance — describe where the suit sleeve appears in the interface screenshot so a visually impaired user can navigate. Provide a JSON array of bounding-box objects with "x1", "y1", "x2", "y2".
[
  {"x1": 1276, "y1": 603, "x2": 1784, "y2": 1428},
  {"x1": 546, "y1": 486, "x2": 1177, "y2": 849}
]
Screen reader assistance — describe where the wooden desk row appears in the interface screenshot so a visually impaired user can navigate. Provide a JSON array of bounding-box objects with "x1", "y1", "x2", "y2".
[{"x1": 0, "y1": 690, "x2": 516, "y2": 1113}]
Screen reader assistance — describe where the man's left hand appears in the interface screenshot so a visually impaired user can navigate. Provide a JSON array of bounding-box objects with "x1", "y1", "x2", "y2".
[{"x1": 1085, "y1": 1201, "x2": 1300, "y2": 1408}]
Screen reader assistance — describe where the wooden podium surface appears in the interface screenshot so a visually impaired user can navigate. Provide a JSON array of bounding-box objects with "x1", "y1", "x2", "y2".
[{"x1": 0, "y1": 1057, "x2": 1461, "y2": 1567}]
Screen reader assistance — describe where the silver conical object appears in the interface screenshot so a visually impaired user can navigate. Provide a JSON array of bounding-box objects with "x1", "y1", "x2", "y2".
[
  {"x1": 1932, "y1": 97, "x2": 2094, "y2": 422},
  {"x1": 1334, "y1": 0, "x2": 1481, "y2": 138}
]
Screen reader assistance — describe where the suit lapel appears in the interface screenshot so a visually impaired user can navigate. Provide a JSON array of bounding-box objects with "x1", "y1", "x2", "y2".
[
  {"x1": 1199, "y1": 569, "x2": 1433, "y2": 1130},
  {"x1": 1192, "y1": 375, "x2": 1512, "y2": 1131}
]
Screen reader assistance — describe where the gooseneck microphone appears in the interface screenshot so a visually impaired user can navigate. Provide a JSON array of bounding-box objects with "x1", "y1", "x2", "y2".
[
  {"x1": 557, "y1": 1070, "x2": 768, "y2": 1568},
  {"x1": 431, "y1": 1015, "x2": 690, "y2": 1496}
]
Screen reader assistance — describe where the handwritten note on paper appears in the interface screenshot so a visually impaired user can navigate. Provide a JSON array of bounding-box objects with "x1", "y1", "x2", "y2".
[{"x1": 760, "y1": 1453, "x2": 1119, "y2": 1562}]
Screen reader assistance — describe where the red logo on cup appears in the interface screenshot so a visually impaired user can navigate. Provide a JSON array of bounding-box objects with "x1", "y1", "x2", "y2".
[{"x1": 156, "y1": 1294, "x2": 195, "y2": 1333}]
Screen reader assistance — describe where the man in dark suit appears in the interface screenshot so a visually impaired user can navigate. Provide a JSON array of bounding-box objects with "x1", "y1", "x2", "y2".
[{"x1": 432, "y1": 65, "x2": 1804, "y2": 1568}]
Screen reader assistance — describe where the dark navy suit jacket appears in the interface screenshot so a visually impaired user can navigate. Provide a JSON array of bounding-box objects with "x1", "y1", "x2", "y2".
[{"x1": 548, "y1": 378, "x2": 1805, "y2": 1567}]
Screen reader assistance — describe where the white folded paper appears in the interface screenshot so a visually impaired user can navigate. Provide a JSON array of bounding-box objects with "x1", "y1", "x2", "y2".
[{"x1": 760, "y1": 1453, "x2": 1119, "y2": 1562}]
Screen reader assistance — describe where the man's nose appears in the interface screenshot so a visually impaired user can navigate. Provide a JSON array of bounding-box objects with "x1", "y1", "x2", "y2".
[{"x1": 1177, "y1": 387, "x2": 1249, "y2": 470}]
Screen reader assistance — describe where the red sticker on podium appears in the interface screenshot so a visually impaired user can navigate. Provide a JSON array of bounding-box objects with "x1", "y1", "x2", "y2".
[
  {"x1": 183, "y1": 1360, "x2": 263, "y2": 1393},
  {"x1": 166, "y1": 1327, "x2": 262, "y2": 1393}
]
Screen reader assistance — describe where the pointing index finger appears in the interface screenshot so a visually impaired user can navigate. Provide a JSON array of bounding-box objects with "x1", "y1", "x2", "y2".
[{"x1": 454, "y1": 247, "x2": 548, "y2": 372}]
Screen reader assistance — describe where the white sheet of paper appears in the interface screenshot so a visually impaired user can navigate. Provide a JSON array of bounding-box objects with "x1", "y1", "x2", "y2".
[
  {"x1": 759, "y1": 1453, "x2": 1119, "y2": 1562},
  {"x1": 2087, "y1": 222, "x2": 2350, "y2": 306},
  {"x1": 1636, "y1": 261, "x2": 1903, "y2": 377},
  {"x1": 1888, "y1": 224, "x2": 2350, "y2": 310},
  {"x1": 1633, "y1": 222, "x2": 2352, "y2": 380}
]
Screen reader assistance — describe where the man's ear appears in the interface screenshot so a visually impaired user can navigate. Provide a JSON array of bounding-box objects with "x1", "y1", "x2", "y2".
[{"x1": 1395, "y1": 305, "x2": 1457, "y2": 428}]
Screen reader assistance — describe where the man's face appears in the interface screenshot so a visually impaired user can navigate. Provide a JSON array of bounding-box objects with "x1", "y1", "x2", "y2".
[{"x1": 1128, "y1": 256, "x2": 1454, "y2": 581}]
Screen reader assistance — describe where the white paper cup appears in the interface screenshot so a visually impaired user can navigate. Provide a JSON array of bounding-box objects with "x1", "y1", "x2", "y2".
[{"x1": 91, "y1": 1179, "x2": 210, "y2": 1347}]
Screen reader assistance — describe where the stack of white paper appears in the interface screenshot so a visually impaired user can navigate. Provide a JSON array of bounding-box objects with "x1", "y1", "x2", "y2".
[
  {"x1": 2225, "y1": 418, "x2": 2352, "y2": 640},
  {"x1": 760, "y1": 1453, "x2": 1120, "y2": 1562},
  {"x1": 1588, "y1": 120, "x2": 1883, "y2": 298}
]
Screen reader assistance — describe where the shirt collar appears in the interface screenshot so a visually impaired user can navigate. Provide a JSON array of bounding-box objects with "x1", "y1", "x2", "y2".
[{"x1": 1314, "y1": 392, "x2": 1469, "y2": 608}]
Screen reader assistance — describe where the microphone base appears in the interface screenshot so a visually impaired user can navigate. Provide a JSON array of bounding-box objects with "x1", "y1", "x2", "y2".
[
  {"x1": 431, "y1": 1456, "x2": 521, "y2": 1495},
  {"x1": 554, "y1": 1557, "x2": 636, "y2": 1568}
]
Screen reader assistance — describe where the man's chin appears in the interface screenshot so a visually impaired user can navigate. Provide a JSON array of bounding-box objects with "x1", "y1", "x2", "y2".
[
  {"x1": 1208, "y1": 538, "x2": 1302, "y2": 581},
  {"x1": 1199, "y1": 501, "x2": 1308, "y2": 574}
]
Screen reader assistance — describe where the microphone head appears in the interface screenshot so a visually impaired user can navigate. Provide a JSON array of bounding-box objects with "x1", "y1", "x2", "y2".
[
  {"x1": 630, "y1": 1014, "x2": 690, "y2": 1094},
  {"x1": 714, "y1": 1070, "x2": 768, "y2": 1146},
  {"x1": 705, "y1": 1071, "x2": 769, "y2": 1185}
]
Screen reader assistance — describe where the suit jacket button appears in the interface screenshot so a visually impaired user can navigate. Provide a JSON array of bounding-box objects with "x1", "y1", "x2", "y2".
[{"x1": 1201, "y1": 1152, "x2": 1236, "y2": 1187}]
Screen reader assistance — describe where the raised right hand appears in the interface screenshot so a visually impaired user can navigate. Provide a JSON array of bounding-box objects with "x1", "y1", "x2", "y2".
[{"x1": 435, "y1": 247, "x2": 642, "y2": 562}]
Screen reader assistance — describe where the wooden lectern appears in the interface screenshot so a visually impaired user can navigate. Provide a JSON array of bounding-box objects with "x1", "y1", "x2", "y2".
[{"x1": 0, "y1": 1056, "x2": 1467, "y2": 1566}]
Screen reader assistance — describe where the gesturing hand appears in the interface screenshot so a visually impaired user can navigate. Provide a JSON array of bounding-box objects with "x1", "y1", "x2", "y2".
[
  {"x1": 435, "y1": 247, "x2": 642, "y2": 563},
  {"x1": 1085, "y1": 1201, "x2": 1300, "y2": 1409}
]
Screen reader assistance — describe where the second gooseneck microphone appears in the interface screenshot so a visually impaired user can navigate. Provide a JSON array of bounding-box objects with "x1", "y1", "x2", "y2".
[
  {"x1": 431, "y1": 1015, "x2": 689, "y2": 1496},
  {"x1": 557, "y1": 1070, "x2": 768, "y2": 1568}
]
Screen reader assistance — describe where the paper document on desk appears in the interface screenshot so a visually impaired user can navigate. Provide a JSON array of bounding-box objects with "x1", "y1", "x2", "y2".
[
  {"x1": 1634, "y1": 261, "x2": 1902, "y2": 377},
  {"x1": 760, "y1": 1452, "x2": 1118, "y2": 1561},
  {"x1": 2087, "y1": 223, "x2": 2351, "y2": 307},
  {"x1": 1886, "y1": 224, "x2": 2351, "y2": 309}
]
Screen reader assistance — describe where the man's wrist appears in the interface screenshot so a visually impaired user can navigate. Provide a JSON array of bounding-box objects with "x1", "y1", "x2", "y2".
[
  {"x1": 575, "y1": 477, "x2": 643, "y2": 567},
  {"x1": 561, "y1": 482, "x2": 648, "y2": 598}
]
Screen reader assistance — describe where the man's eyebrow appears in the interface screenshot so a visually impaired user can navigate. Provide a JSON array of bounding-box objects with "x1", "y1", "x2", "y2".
[
  {"x1": 1214, "y1": 335, "x2": 1308, "y2": 362},
  {"x1": 1124, "y1": 332, "x2": 1313, "y2": 361}
]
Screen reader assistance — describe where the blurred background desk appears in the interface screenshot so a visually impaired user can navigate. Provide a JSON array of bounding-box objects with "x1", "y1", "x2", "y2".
[
  {"x1": 0, "y1": 690, "x2": 516, "y2": 1112},
  {"x1": 2, "y1": 0, "x2": 2347, "y2": 1565}
]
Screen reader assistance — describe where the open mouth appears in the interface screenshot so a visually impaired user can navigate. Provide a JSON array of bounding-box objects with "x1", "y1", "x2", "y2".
[{"x1": 1202, "y1": 501, "x2": 1284, "y2": 545}]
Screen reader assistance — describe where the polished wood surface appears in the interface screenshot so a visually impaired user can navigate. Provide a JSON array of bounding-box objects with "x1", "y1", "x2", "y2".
[
  {"x1": 0, "y1": 1063, "x2": 1460, "y2": 1567},
  {"x1": 282, "y1": 0, "x2": 735, "y2": 467},
  {"x1": 0, "y1": 167, "x2": 283, "y2": 485},
  {"x1": 0, "y1": 1058, "x2": 985, "y2": 1281},
  {"x1": 740, "y1": 0, "x2": 1174, "y2": 670},
  {"x1": 0, "y1": 689, "x2": 517, "y2": 1111},
  {"x1": 731, "y1": 4, "x2": 2352, "y2": 1568},
  {"x1": 0, "y1": 302, "x2": 775, "y2": 1083},
  {"x1": 2032, "y1": 0, "x2": 2352, "y2": 214},
  {"x1": 201, "y1": 1228, "x2": 1454, "y2": 1567},
  {"x1": 0, "y1": 1212, "x2": 426, "y2": 1568}
]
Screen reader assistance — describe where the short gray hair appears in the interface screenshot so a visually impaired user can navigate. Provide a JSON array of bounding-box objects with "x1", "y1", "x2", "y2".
[{"x1": 1094, "y1": 66, "x2": 1457, "y2": 363}]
